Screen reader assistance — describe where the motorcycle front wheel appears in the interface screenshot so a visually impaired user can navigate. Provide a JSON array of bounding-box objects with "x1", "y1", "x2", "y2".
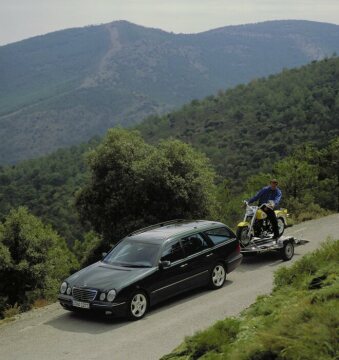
[
  {"x1": 277, "y1": 217, "x2": 285, "y2": 236},
  {"x1": 236, "y1": 226, "x2": 252, "y2": 247}
]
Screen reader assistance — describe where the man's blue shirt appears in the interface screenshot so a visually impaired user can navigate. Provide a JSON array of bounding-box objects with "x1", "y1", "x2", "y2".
[{"x1": 248, "y1": 186, "x2": 282, "y2": 207}]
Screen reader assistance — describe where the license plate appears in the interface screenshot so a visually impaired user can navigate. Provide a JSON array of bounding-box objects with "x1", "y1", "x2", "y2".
[{"x1": 72, "y1": 300, "x2": 90, "y2": 309}]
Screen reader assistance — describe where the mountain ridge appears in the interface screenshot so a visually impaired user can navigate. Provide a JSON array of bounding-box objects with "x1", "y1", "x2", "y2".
[
  {"x1": 1, "y1": 20, "x2": 339, "y2": 164},
  {"x1": 4, "y1": 19, "x2": 339, "y2": 46}
]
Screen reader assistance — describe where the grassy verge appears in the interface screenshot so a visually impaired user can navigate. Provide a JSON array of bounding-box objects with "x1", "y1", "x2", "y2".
[
  {"x1": 0, "y1": 298, "x2": 54, "y2": 326},
  {"x1": 161, "y1": 239, "x2": 339, "y2": 360}
]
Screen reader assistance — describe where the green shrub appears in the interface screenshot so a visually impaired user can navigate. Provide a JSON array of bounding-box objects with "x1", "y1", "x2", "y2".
[{"x1": 0, "y1": 207, "x2": 79, "y2": 318}]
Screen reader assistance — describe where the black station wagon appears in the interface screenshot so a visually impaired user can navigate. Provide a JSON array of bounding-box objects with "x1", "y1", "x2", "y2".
[{"x1": 58, "y1": 220, "x2": 243, "y2": 320}]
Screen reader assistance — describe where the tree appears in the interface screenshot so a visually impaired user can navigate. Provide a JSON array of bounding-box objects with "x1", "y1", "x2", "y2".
[
  {"x1": 0, "y1": 207, "x2": 78, "y2": 317},
  {"x1": 75, "y1": 129, "x2": 218, "y2": 260},
  {"x1": 316, "y1": 137, "x2": 339, "y2": 211},
  {"x1": 272, "y1": 155, "x2": 323, "y2": 221},
  {"x1": 72, "y1": 231, "x2": 102, "y2": 267},
  {"x1": 274, "y1": 158, "x2": 318, "y2": 201}
]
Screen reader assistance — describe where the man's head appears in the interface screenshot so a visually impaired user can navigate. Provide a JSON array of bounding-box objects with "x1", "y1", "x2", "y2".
[{"x1": 270, "y1": 179, "x2": 278, "y2": 190}]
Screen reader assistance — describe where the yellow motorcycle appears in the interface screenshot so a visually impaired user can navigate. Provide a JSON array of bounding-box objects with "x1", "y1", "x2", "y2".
[{"x1": 236, "y1": 201, "x2": 288, "y2": 248}]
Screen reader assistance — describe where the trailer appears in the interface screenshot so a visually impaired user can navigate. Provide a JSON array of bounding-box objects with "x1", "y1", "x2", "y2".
[{"x1": 240, "y1": 235, "x2": 309, "y2": 261}]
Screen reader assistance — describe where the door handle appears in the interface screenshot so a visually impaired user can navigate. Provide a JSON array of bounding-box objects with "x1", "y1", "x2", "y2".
[
  {"x1": 180, "y1": 263, "x2": 188, "y2": 268},
  {"x1": 206, "y1": 253, "x2": 214, "y2": 258}
]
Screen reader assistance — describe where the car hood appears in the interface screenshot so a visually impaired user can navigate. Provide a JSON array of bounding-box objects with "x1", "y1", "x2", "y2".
[{"x1": 66, "y1": 261, "x2": 157, "y2": 292}]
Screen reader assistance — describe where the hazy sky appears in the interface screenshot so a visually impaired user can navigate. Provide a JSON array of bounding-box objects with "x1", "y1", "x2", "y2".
[{"x1": 1, "y1": 0, "x2": 339, "y2": 45}]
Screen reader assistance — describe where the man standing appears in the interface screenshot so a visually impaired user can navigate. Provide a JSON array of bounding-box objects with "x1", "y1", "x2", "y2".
[{"x1": 247, "y1": 179, "x2": 282, "y2": 239}]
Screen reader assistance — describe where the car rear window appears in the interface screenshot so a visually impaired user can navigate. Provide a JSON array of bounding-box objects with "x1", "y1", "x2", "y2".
[{"x1": 204, "y1": 227, "x2": 234, "y2": 245}]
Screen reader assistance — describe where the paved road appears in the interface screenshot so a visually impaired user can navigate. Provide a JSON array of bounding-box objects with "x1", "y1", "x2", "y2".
[{"x1": 1, "y1": 214, "x2": 338, "y2": 360}]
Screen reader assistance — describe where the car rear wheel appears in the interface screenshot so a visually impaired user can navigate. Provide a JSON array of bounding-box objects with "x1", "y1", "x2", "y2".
[
  {"x1": 209, "y1": 263, "x2": 226, "y2": 289},
  {"x1": 127, "y1": 291, "x2": 148, "y2": 320}
]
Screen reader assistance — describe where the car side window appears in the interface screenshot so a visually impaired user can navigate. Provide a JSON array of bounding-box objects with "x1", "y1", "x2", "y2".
[
  {"x1": 161, "y1": 241, "x2": 185, "y2": 263},
  {"x1": 181, "y1": 233, "x2": 209, "y2": 257},
  {"x1": 204, "y1": 227, "x2": 234, "y2": 245}
]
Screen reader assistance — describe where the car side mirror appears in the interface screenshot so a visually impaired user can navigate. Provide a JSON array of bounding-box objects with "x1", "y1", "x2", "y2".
[
  {"x1": 159, "y1": 260, "x2": 171, "y2": 270},
  {"x1": 102, "y1": 252, "x2": 107, "y2": 259}
]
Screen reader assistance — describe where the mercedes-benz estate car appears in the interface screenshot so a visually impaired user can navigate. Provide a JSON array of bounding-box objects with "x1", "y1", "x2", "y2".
[{"x1": 58, "y1": 219, "x2": 243, "y2": 320}]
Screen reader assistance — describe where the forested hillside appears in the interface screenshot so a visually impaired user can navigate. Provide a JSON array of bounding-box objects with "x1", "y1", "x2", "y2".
[
  {"x1": 138, "y1": 57, "x2": 339, "y2": 180},
  {"x1": 0, "y1": 58, "x2": 338, "y2": 243},
  {"x1": 1, "y1": 20, "x2": 339, "y2": 163},
  {"x1": 0, "y1": 141, "x2": 98, "y2": 244}
]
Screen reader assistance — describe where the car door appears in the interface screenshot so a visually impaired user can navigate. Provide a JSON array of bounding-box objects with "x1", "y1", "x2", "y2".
[
  {"x1": 180, "y1": 233, "x2": 213, "y2": 289},
  {"x1": 149, "y1": 239, "x2": 191, "y2": 303}
]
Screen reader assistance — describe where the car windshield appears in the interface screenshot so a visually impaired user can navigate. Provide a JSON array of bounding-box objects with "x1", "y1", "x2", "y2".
[{"x1": 103, "y1": 240, "x2": 160, "y2": 268}]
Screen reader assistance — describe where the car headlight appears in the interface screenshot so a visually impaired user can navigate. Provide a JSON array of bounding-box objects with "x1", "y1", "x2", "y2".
[
  {"x1": 66, "y1": 286, "x2": 72, "y2": 295},
  {"x1": 100, "y1": 293, "x2": 106, "y2": 301},
  {"x1": 60, "y1": 282, "x2": 67, "y2": 294},
  {"x1": 107, "y1": 290, "x2": 116, "y2": 302}
]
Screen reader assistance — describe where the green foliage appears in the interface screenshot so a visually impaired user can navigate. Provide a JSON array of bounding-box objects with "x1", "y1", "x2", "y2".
[
  {"x1": 315, "y1": 137, "x2": 339, "y2": 212},
  {"x1": 72, "y1": 231, "x2": 102, "y2": 267},
  {"x1": 0, "y1": 140, "x2": 98, "y2": 245},
  {"x1": 161, "y1": 240, "x2": 339, "y2": 360},
  {"x1": 0, "y1": 207, "x2": 79, "y2": 318},
  {"x1": 273, "y1": 138, "x2": 339, "y2": 220},
  {"x1": 274, "y1": 158, "x2": 318, "y2": 200},
  {"x1": 75, "y1": 128, "x2": 218, "y2": 259},
  {"x1": 139, "y1": 57, "x2": 339, "y2": 181}
]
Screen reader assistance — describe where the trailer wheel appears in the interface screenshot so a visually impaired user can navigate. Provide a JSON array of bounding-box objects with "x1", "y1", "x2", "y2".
[{"x1": 280, "y1": 241, "x2": 294, "y2": 261}]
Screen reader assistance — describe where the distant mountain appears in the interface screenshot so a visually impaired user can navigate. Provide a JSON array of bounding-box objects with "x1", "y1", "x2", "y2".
[
  {"x1": 1, "y1": 20, "x2": 339, "y2": 164},
  {"x1": 1, "y1": 57, "x2": 338, "y2": 241}
]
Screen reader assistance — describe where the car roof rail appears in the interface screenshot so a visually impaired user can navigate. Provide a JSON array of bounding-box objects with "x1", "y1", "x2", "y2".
[{"x1": 128, "y1": 219, "x2": 187, "y2": 236}]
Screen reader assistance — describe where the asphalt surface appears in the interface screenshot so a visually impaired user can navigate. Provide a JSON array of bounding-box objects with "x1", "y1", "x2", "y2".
[{"x1": 1, "y1": 214, "x2": 338, "y2": 360}]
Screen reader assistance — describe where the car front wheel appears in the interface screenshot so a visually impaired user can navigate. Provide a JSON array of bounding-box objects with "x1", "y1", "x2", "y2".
[
  {"x1": 209, "y1": 263, "x2": 226, "y2": 289},
  {"x1": 127, "y1": 291, "x2": 148, "y2": 320}
]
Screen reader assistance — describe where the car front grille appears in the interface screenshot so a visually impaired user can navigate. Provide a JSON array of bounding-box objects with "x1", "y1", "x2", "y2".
[{"x1": 72, "y1": 287, "x2": 97, "y2": 302}]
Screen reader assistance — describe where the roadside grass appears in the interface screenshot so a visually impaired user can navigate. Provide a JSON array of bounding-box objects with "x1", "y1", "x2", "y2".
[
  {"x1": 0, "y1": 298, "x2": 54, "y2": 326},
  {"x1": 32, "y1": 298, "x2": 51, "y2": 309},
  {"x1": 161, "y1": 239, "x2": 339, "y2": 360},
  {"x1": 0, "y1": 303, "x2": 21, "y2": 325},
  {"x1": 2, "y1": 303, "x2": 21, "y2": 319}
]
